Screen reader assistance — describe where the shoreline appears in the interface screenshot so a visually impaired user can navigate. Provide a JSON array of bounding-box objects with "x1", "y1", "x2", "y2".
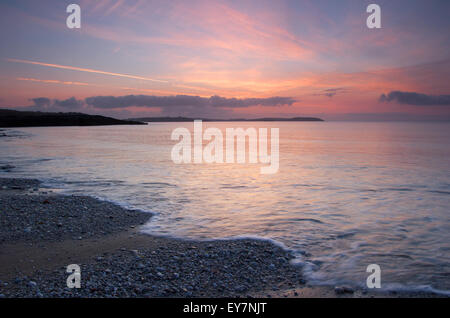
[{"x1": 0, "y1": 177, "x2": 445, "y2": 298}]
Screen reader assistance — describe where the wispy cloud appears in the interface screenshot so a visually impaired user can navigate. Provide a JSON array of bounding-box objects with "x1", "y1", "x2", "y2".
[
  {"x1": 17, "y1": 77, "x2": 89, "y2": 86},
  {"x1": 314, "y1": 88, "x2": 347, "y2": 98},
  {"x1": 79, "y1": 1, "x2": 313, "y2": 62},
  {"x1": 8, "y1": 59, "x2": 168, "y2": 83}
]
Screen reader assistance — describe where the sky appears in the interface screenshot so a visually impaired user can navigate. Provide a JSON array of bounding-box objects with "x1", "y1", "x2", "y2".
[{"x1": 0, "y1": 0, "x2": 449, "y2": 120}]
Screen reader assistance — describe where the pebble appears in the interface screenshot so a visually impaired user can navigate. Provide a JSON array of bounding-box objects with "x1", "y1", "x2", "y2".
[
  {"x1": 234, "y1": 285, "x2": 248, "y2": 293},
  {"x1": 130, "y1": 250, "x2": 139, "y2": 256}
]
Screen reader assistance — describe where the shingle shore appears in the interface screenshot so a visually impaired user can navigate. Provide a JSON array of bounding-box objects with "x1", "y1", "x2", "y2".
[{"x1": 0, "y1": 178, "x2": 304, "y2": 298}]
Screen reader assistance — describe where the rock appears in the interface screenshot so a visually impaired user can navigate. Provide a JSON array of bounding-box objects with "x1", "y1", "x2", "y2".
[{"x1": 28, "y1": 281, "x2": 37, "y2": 287}]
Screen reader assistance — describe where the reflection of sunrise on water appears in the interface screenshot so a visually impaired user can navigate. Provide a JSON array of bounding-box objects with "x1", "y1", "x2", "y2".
[{"x1": 2, "y1": 121, "x2": 449, "y2": 292}]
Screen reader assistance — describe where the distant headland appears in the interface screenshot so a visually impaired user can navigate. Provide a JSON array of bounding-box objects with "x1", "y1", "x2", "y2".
[
  {"x1": 127, "y1": 116, "x2": 324, "y2": 122},
  {"x1": 0, "y1": 109, "x2": 147, "y2": 128}
]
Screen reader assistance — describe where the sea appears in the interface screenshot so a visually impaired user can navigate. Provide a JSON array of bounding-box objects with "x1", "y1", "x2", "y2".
[{"x1": 1, "y1": 121, "x2": 449, "y2": 294}]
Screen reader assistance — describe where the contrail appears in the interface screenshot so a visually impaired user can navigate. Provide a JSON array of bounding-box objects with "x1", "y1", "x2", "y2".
[{"x1": 7, "y1": 58, "x2": 168, "y2": 83}]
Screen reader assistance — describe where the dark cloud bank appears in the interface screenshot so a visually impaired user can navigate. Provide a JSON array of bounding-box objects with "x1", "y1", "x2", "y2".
[
  {"x1": 30, "y1": 97, "x2": 84, "y2": 110},
  {"x1": 23, "y1": 94, "x2": 296, "y2": 118},
  {"x1": 84, "y1": 95, "x2": 296, "y2": 109},
  {"x1": 380, "y1": 91, "x2": 450, "y2": 106}
]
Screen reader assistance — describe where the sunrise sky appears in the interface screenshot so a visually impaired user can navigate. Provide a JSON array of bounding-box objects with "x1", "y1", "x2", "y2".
[{"x1": 0, "y1": 0, "x2": 449, "y2": 120}]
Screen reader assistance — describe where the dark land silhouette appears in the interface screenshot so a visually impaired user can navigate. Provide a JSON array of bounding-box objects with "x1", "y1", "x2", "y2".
[
  {"x1": 128, "y1": 116, "x2": 324, "y2": 122},
  {"x1": 0, "y1": 109, "x2": 147, "y2": 127}
]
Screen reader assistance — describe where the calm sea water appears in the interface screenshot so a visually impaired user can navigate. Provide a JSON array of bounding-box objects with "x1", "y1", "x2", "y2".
[{"x1": 1, "y1": 122, "x2": 449, "y2": 293}]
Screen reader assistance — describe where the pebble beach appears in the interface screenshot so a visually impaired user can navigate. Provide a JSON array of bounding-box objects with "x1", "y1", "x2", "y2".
[
  {"x1": 0, "y1": 178, "x2": 444, "y2": 298},
  {"x1": 0, "y1": 178, "x2": 306, "y2": 298}
]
